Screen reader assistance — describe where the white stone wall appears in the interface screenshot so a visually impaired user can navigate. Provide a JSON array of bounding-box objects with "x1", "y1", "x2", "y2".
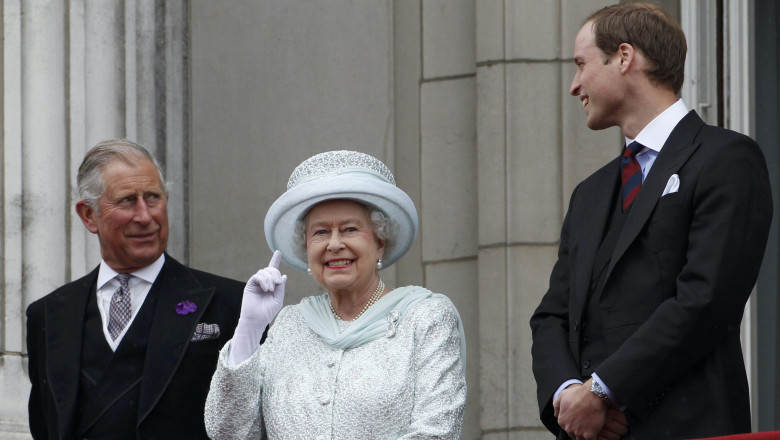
[
  {"x1": 1, "y1": 1, "x2": 189, "y2": 437},
  {"x1": 418, "y1": 1, "x2": 481, "y2": 437},
  {"x1": 476, "y1": 1, "x2": 620, "y2": 437}
]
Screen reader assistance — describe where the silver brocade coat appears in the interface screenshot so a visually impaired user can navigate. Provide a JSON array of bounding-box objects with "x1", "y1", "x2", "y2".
[{"x1": 205, "y1": 293, "x2": 466, "y2": 440}]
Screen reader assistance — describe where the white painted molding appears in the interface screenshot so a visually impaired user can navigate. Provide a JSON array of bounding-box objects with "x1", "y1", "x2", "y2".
[
  {"x1": 3, "y1": 0, "x2": 24, "y2": 353},
  {"x1": 681, "y1": 0, "x2": 718, "y2": 125},
  {"x1": 725, "y1": 0, "x2": 755, "y2": 136},
  {"x1": 22, "y1": 0, "x2": 69, "y2": 306},
  {"x1": 164, "y1": 0, "x2": 190, "y2": 262},
  {"x1": 69, "y1": 0, "x2": 92, "y2": 279}
]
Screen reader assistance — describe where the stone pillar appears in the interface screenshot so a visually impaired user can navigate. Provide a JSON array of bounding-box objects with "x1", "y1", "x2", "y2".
[
  {"x1": 0, "y1": 1, "x2": 189, "y2": 437},
  {"x1": 1, "y1": 1, "x2": 69, "y2": 436},
  {"x1": 476, "y1": 1, "x2": 619, "y2": 438},
  {"x1": 417, "y1": 1, "x2": 481, "y2": 438}
]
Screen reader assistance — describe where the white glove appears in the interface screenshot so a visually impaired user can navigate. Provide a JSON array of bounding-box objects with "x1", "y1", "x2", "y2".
[{"x1": 229, "y1": 250, "x2": 287, "y2": 366}]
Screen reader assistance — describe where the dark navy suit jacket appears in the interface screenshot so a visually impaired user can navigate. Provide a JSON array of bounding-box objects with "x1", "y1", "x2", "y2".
[
  {"x1": 531, "y1": 111, "x2": 773, "y2": 439},
  {"x1": 27, "y1": 255, "x2": 243, "y2": 439}
]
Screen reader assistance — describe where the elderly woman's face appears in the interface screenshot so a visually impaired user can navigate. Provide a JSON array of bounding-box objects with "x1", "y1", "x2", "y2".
[{"x1": 305, "y1": 199, "x2": 385, "y2": 295}]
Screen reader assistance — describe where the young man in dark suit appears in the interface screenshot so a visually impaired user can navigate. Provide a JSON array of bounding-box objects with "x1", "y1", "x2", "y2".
[
  {"x1": 26, "y1": 139, "x2": 244, "y2": 439},
  {"x1": 531, "y1": 3, "x2": 772, "y2": 439}
]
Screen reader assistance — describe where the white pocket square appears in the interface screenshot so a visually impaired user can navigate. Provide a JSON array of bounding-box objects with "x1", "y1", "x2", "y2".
[{"x1": 662, "y1": 174, "x2": 680, "y2": 196}]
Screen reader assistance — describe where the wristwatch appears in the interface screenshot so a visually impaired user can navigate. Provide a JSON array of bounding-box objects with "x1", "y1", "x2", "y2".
[{"x1": 591, "y1": 380, "x2": 610, "y2": 405}]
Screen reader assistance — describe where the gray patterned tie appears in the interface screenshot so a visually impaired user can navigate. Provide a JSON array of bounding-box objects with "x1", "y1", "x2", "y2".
[{"x1": 108, "y1": 273, "x2": 132, "y2": 340}]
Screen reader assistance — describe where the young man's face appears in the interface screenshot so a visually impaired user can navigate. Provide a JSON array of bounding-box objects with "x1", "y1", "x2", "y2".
[{"x1": 570, "y1": 22, "x2": 625, "y2": 131}]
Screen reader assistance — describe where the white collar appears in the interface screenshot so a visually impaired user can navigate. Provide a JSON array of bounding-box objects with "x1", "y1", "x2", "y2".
[
  {"x1": 625, "y1": 99, "x2": 689, "y2": 153},
  {"x1": 96, "y1": 254, "x2": 166, "y2": 289}
]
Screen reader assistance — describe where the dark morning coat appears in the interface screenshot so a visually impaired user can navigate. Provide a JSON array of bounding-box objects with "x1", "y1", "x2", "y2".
[
  {"x1": 530, "y1": 111, "x2": 773, "y2": 439},
  {"x1": 26, "y1": 254, "x2": 243, "y2": 439}
]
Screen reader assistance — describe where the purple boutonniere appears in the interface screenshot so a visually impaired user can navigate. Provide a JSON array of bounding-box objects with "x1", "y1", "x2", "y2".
[{"x1": 176, "y1": 300, "x2": 198, "y2": 315}]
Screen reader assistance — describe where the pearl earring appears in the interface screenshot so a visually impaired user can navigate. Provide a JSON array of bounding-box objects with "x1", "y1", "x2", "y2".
[
  {"x1": 376, "y1": 259, "x2": 383, "y2": 270},
  {"x1": 307, "y1": 266, "x2": 312, "y2": 275}
]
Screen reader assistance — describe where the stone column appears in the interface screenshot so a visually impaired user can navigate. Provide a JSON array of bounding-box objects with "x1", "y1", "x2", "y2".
[
  {"x1": 1, "y1": 1, "x2": 68, "y2": 436},
  {"x1": 476, "y1": 1, "x2": 619, "y2": 438},
  {"x1": 0, "y1": 1, "x2": 189, "y2": 437},
  {"x1": 417, "y1": 1, "x2": 481, "y2": 438}
]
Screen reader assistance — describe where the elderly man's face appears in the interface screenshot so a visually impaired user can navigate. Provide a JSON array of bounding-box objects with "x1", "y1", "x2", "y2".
[{"x1": 77, "y1": 158, "x2": 169, "y2": 273}]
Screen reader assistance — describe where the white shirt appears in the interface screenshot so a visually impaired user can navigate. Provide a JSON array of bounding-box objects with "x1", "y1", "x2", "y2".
[
  {"x1": 626, "y1": 99, "x2": 689, "y2": 181},
  {"x1": 95, "y1": 254, "x2": 165, "y2": 351},
  {"x1": 555, "y1": 99, "x2": 690, "y2": 407}
]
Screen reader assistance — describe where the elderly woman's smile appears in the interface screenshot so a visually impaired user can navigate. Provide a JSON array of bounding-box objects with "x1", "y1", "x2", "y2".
[
  {"x1": 325, "y1": 259, "x2": 353, "y2": 268},
  {"x1": 305, "y1": 199, "x2": 385, "y2": 298}
]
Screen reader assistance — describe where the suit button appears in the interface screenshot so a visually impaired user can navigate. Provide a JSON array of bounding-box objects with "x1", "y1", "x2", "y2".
[
  {"x1": 583, "y1": 360, "x2": 591, "y2": 369},
  {"x1": 574, "y1": 321, "x2": 580, "y2": 331}
]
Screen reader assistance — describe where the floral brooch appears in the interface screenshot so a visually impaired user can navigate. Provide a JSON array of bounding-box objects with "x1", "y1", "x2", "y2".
[
  {"x1": 386, "y1": 310, "x2": 400, "y2": 338},
  {"x1": 175, "y1": 300, "x2": 198, "y2": 315}
]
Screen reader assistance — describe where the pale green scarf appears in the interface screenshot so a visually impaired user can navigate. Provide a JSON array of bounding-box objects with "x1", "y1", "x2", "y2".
[{"x1": 298, "y1": 285, "x2": 466, "y2": 371}]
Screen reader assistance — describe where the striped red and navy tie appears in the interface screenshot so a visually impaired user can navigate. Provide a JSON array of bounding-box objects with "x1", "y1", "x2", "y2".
[{"x1": 620, "y1": 141, "x2": 643, "y2": 211}]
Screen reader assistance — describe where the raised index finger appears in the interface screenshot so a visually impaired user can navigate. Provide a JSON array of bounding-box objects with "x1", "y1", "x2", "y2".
[{"x1": 268, "y1": 249, "x2": 282, "y2": 269}]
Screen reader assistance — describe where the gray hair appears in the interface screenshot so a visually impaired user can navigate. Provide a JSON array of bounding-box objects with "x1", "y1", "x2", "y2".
[
  {"x1": 293, "y1": 205, "x2": 395, "y2": 258},
  {"x1": 77, "y1": 139, "x2": 168, "y2": 212}
]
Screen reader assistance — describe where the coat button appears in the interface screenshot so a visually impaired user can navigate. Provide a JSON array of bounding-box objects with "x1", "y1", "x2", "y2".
[{"x1": 583, "y1": 360, "x2": 591, "y2": 369}]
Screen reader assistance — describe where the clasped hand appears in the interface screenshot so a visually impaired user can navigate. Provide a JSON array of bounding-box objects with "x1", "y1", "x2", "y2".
[
  {"x1": 553, "y1": 379, "x2": 628, "y2": 440},
  {"x1": 240, "y1": 250, "x2": 287, "y2": 328}
]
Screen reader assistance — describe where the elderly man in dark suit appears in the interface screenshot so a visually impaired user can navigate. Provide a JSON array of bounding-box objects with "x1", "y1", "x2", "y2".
[
  {"x1": 26, "y1": 139, "x2": 244, "y2": 439},
  {"x1": 531, "y1": 3, "x2": 772, "y2": 440}
]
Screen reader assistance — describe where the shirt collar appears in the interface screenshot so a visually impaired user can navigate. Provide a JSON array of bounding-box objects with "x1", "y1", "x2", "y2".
[
  {"x1": 96, "y1": 254, "x2": 166, "y2": 289},
  {"x1": 625, "y1": 99, "x2": 689, "y2": 153}
]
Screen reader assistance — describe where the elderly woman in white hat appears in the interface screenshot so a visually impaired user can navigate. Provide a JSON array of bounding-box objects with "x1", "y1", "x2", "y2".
[{"x1": 205, "y1": 151, "x2": 466, "y2": 439}]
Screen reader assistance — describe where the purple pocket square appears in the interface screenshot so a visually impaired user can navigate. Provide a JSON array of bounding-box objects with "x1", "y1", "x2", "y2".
[{"x1": 191, "y1": 323, "x2": 221, "y2": 342}]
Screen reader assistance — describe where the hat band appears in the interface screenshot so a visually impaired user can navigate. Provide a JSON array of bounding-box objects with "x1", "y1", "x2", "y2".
[{"x1": 290, "y1": 167, "x2": 393, "y2": 190}]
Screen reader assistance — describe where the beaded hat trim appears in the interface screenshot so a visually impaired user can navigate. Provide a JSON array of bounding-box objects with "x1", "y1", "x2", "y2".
[{"x1": 287, "y1": 150, "x2": 396, "y2": 190}]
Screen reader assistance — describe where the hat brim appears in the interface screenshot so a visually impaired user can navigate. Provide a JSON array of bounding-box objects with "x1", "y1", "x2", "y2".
[{"x1": 264, "y1": 175, "x2": 418, "y2": 272}]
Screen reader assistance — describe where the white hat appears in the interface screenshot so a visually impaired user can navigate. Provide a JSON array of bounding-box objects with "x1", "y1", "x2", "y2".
[{"x1": 264, "y1": 150, "x2": 419, "y2": 273}]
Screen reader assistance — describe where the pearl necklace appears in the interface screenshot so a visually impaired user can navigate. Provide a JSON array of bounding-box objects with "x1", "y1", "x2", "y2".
[{"x1": 330, "y1": 279, "x2": 384, "y2": 321}]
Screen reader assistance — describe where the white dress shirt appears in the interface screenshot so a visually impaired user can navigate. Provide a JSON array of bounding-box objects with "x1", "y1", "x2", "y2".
[
  {"x1": 626, "y1": 99, "x2": 689, "y2": 182},
  {"x1": 554, "y1": 99, "x2": 690, "y2": 407},
  {"x1": 95, "y1": 254, "x2": 165, "y2": 351}
]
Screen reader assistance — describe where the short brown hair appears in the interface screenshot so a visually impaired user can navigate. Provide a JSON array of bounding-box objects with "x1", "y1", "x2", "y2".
[{"x1": 587, "y1": 2, "x2": 686, "y2": 94}]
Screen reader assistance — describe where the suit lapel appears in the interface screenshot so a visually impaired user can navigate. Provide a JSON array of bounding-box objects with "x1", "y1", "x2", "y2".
[
  {"x1": 46, "y1": 267, "x2": 96, "y2": 437},
  {"x1": 573, "y1": 158, "x2": 621, "y2": 314},
  {"x1": 137, "y1": 255, "x2": 216, "y2": 424},
  {"x1": 604, "y1": 111, "x2": 705, "y2": 283}
]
